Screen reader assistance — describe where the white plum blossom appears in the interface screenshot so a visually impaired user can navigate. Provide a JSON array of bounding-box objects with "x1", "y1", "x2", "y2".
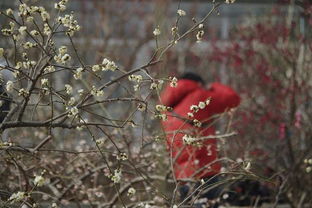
[
  {"x1": 67, "y1": 97, "x2": 76, "y2": 106},
  {"x1": 65, "y1": 84, "x2": 73, "y2": 94},
  {"x1": 40, "y1": 10, "x2": 50, "y2": 22},
  {"x1": 55, "y1": 0, "x2": 68, "y2": 11},
  {"x1": 18, "y1": 88, "x2": 29, "y2": 97},
  {"x1": 96, "y1": 137, "x2": 105, "y2": 147},
  {"x1": 170, "y1": 77, "x2": 178, "y2": 87},
  {"x1": 34, "y1": 175, "x2": 45, "y2": 187},
  {"x1": 155, "y1": 104, "x2": 167, "y2": 112},
  {"x1": 183, "y1": 134, "x2": 196, "y2": 145},
  {"x1": 18, "y1": 26, "x2": 27, "y2": 35},
  {"x1": 92, "y1": 65, "x2": 101, "y2": 72},
  {"x1": 110, "y1": 169, "x2": 122, "y2": 183},
  {"x1": 41, "y1": 78, "x2": 49, "y2": 86},
  {"x1": 6, "y1": 81, "x2": 14, "y2": 92},
  {"x1": 58, "y1": 46, "x2": 67, "y2": 55},
  {"x1": 74, "y1": 67, "x2": 83, "y2": 79},
  {"x1": 128, "y1": 74, "x2": 143, "y2": 83},
  {"x1": 205, "y1": 98, "x2": 211, "y2": 105},
  {"x1": 43, "y1": 23, "x2": 51, "y2": 36},
  {"x1": 196, "y1": 30, "x2": 204, "y2": 42},
  {"x1": 44, "y1": 66, "x2": 55, "y2": 73},
  {"x1": 150, "y1": 82, "x2": 158, "y2": 90},
  {"x1": 198, "y1": 101, "x2": 206, "y2": 109},
  {"x1": 58, "y1": 14, "x2": 80, "y2": 36},
  {"x1": 30, "y1": 30, "x2": 39, "y2": 36},
  {"x1": 61, "y1": 54, "x2": 71, "y2": 64},
  {"x1": 9, "y1": 191, "x2": 26, "y2": 203},
  {"x1": 127, "y1": 187, "x2": 136, "y2": 196},
  {"x1": 153, "y1": 27, "x2": 161, "y2": 36},
  {"x1": 116, "y1": 152, "x2": 128, "y2": 161},
  {"x1": 68, "y1": 106, "x2": 79, "y2": 117},
  {"x1": 177, "y1": 9, "x2": 186, "y2": 16},
  {"x1": 190, "y1": 105, "x2": 199, "y2": 112},
  {"x1": 225, "y1": 0, "x2": 236, "y2": 3},
  {"x1": 6, "y1": 8, "x2": 14, "y2": 16},
  {"x1": 102, "y1": 58, "x2": 117, "y2": 71},
  {"x1": 199, "y1": 23, "x2": 204, "y2": 29},
  {"x1": 90, "y1": 86, "x2": 104, "y2": 99}
]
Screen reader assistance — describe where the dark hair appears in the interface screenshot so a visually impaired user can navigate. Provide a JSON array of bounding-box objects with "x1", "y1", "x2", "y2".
[{"x1": 180, "y1": 72, "x2": 205, "y2": 85}]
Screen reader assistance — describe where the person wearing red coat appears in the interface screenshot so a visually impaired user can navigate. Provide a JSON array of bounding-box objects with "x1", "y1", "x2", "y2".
[{"x1": 160, "y1": 72, "x2": 240, "y2": 201}]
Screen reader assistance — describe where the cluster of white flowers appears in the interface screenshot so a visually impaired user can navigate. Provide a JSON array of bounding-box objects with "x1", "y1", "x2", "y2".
[
  {"x1": 102, "y1": 58, "x2": 118, "y2": 71},
  {"x1": 68, "y1": 106, "x2": 79, "y2": 117},
  {"x1": 153, "y1": 27, "x2": 161, "y2": 36},
  {"x1": 193, "y1": 119, "x2": 202, "y2": 127},
  {"x1": 196, "y1": 30, "x2": 204, "y2": 42},
  {"x1": 169, "y1": 77, "x2": 178, "y2": 87},
  {"x1": 22, "y1": 60, "x2": 36, "y2": 69},
  {"x1": 17, "y1": 4, "x2": 50, "y2": 22},
  {"x1": 54, "y1": 46, "x2": 71, "y2": 64},
  {"x1": 109, "y1": 169, "x2": 122, "y2": 183},
  {"x1": 92, "y1": 65, "x2": 101, "y2": 72},
  {"x1": 67, "y1": 97, "x2": 76, "y2": 106},
  {"x1": 74, "y1": 67, "x2": 83, "y2": 79},
  {"x1": 129, "y1": 74, "x2": 143, "y2": 91},
  {"x1": 9, "y1": 191, "x2": 26, "y2": 203},
  {"x1": 150, "y1": 80, "x2": 164, "y2": 90},
  {"x1": 116, "y1": 152, "x2": 128, "y2": 161},
  {"x1": 6, "y1": 8, "x2": 13, "y2": 16},
  {"x1": 23, "y1": 41, "x2": 37, "y2": 49},
  {"x1": 55, "y1": 0, "x2": 68, "y2": 11},
  {"x1": 44, "y1": 66, "x2": 55, "y2": 73},
  {"x1": 57, "y1": 14, "x2": 80, "y2": 36},
  {"x1": 128, "y1": 74, "x2": 143, "y2": 83},
  {"x1": 225, "y1": 0, "x2": 236, "y2": 4},
  {"x1": 127, "y1": 187, "x2": 136, "y2": 197},
  {"x1": 182, "y1": 134, "x2": 197, "y2": 145},
  {"x1": 41, "y1": 78, "x2": 49, "y2": 87},
  {"x1": 43, "y1": 23, "x2": 51, "y2": 36},
  {"x1": 6, "y1": 81, "x2": 14, "y2": 92},
  {"x1": 90, "y1": 86, "x2": 104, "y2": 99},
  {"x1": 190, "y1": 98, "x2": 210, "y2": 113},
  {"x1": 177, "y1": 9, "x2": 186, "y2": 16},
  {"x1": 18, "y1": 88, "x2": 29, "y2": 97},
  {"x1": 18, "y1": 26, "x2": 27, "y2": 36},
  {"x1": 96, "y1": 137, "x2": 105, "y2": 147},
  {"x1": 34, "y1": 175, "x2": 45, "y2": 187},
  {"x1": 304, "y1": 158, "x2": 312, "y2": 173},
  {"x1": 1, "y1": 21, "x2": 15, "y2": 36},
  {"x1": 30, "y1": 30, "x2": 39, "y2": 36},
  {"x1": 171, "y1": 26, "x2": 178, "y2": 36},
  {"x1": 187, "y1": 112, "x2": 194, "y2": 118},
  {"x1": 190, "y1": 105, "x2": 199, "y2": 113},
  {"x1": 65, "y1": 84, "x2": 73, "y2": 94},
  {"x1": 154, "y1": 113, "x2": 167, "y2": 121},
  {"x1": 155, "y1": 104, "x2": 170, "y2": 112}
]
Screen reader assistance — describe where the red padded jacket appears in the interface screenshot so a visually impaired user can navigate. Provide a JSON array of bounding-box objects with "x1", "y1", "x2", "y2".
[{"x1": 161, "y1": 79, "x2": 240, "y2": 180}]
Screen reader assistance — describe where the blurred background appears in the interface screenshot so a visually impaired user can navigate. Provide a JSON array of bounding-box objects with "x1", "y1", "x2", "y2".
[{"x1": 1, "y1": 0, "x2": 312, "y2": 207}]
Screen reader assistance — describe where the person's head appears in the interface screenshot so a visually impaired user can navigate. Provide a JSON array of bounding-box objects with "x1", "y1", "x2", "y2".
[{"x1": 180, "y1": 72, "x2": 205, "y2": 86}]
